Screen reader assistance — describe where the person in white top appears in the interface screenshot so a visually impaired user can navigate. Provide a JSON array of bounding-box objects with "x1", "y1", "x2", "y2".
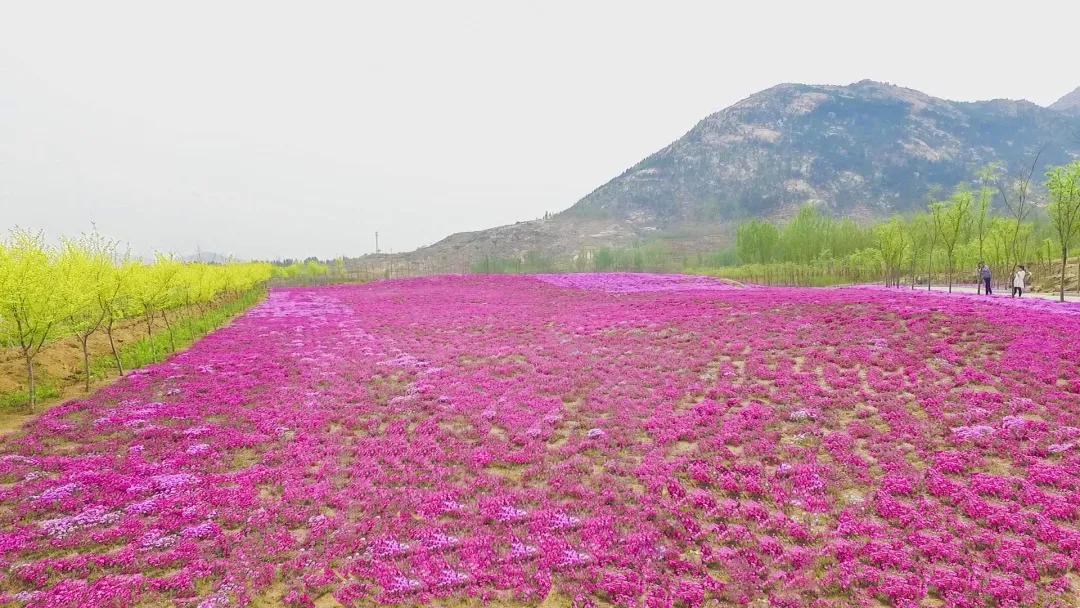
[{"x1": 1012, "y1": 265, "x2": 1029, "y2": 298}]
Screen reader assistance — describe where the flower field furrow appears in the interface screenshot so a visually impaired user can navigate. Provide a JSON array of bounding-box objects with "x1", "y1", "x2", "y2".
[
  {"x1": 1, "y1": 274, "x2": 1079, "y2": 607},
  {"x1": 533, "y1": 273, "x2": 741, "y2": 293}
]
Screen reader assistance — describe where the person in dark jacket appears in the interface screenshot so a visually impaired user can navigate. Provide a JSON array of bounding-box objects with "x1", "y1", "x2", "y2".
[{"x1": 979, "y1": 262, "x2": 992, "y2": 295}]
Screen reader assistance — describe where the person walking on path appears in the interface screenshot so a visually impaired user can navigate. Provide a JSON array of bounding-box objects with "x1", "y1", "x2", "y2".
[
  {"x1": 1012, "y1": 265, "x2": 1029, "y2": 298},
  {"x1": 979, "y1": 262, "x2": 992, "y2": 295}
]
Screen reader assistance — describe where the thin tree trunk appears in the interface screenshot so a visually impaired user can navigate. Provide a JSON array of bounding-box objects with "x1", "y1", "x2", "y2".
[
  {"x1": 81, "y1": 334, "x2": 92, "y2": 392},
  {"x1": 145, "y1": 311, "x2": 156, "y2": 360},
  {"x1": 107, "y1": 320, "x2": 125, "y2": 376},
  {"x1": 184, "y1": 301, "x2": 195, "y2": 342},
  {"x1": 1061, "y1": 249, "x2": 1068, "y2": 303},
  {"x1": 186, "y1": 313, "x2": 196, "y2": 343},
  {"x1": 162, "y1": 310, "x2": 176, "y2": 352},
  {"x1": 24, "y1": 351, "x2": 35, "y2": 412}
]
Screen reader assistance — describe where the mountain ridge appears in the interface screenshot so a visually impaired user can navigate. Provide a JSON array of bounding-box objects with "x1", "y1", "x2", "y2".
[
  {"x1": 1050, "y1": 86, "x2": 1080, "y2": 115},
  {"x1": 562, "y1": 80, "x2": 1078, "y2": 225}
]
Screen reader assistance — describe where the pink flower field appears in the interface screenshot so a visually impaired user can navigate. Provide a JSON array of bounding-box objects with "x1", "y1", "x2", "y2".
[{"x1": 2, "y1": 274, "x2": 1080, "y2": 607}]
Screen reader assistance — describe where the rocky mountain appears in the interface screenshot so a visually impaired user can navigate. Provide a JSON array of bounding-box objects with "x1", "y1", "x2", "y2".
[
  {"x1": 1050, "y1": 86, "x2": 1080, "y2": 116},
  {"x1": 359, "y1": 81, "x2": 1080, "y2": 273},
  {"x1": 565, "y1": 80, "x2": 1080, "y2": 225}
]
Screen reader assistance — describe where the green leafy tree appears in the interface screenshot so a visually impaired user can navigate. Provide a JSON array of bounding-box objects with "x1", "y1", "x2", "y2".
[
  {"x1": 736, "y1": 220, "x2": 779, "y2": 264},
  {"x1": 987, "y1": 153, "x2": 1043, "y2": 273},
  {"x1": 0, "y1": 230, "x2": 63, "y2": 409},
  {"x1": 931, "y1": 190, "x2": 974, "y2": 292},
  {"x1": 1046, "y1": 162, "x2": 1080, "y2": 301},
  {"x1": 132, "y1": 256, "x2": 182, "y2": 357},
  {"x1": 873, "y1": 219, "x2": 909, "y2": 288},
  {"x1": 58, "y1": 232, "x2": 117, "y2": 391},
  {"x1": 782, "y1": 205, "x2": 829, "y2": 263},
  {"x1": 99, "y1": 258, "x2": 136, "y2": 376},
  {"x1": 919, "y1": 212, "x2": 940, "y2": 291},
  {"x1": 592, "y1": 248, "x2": 615, "y2": 271},
  {"x1": 903, "y1": 214, "x2": 929, "y2": 288},
  {"x1": 971, "y1": 181, "x2": 993, "y2": 292}
]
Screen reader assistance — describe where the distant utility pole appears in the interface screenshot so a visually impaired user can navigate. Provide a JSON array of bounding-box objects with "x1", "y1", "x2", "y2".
[{"x1": 375, "y1": 231, "x2": 380, "y2": 254}]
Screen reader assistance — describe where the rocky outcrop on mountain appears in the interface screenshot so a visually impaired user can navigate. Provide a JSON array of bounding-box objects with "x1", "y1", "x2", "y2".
[{"x1": 1050, "y1": 86, "x2": 1080, "y2": 116}]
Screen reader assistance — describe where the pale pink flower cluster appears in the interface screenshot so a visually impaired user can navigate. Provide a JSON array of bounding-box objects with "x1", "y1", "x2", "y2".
[{"x1": 534, "y1": 272, "x2": 740, "y2": 293}]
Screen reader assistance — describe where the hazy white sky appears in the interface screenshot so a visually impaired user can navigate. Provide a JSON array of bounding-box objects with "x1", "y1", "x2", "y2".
[{"x1": 2, "y1": 0, "x2": 1078, "y2": 260}]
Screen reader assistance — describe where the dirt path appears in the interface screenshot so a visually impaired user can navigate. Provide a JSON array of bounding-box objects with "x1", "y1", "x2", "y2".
[{"x1": 919, "y1": 284, "x2": 1080, "y2": 302}]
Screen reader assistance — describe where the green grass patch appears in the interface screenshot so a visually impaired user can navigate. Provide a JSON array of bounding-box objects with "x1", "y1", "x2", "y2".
[{"x1": 0, "y1": 376, "x2": 60, "y2": 409}]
